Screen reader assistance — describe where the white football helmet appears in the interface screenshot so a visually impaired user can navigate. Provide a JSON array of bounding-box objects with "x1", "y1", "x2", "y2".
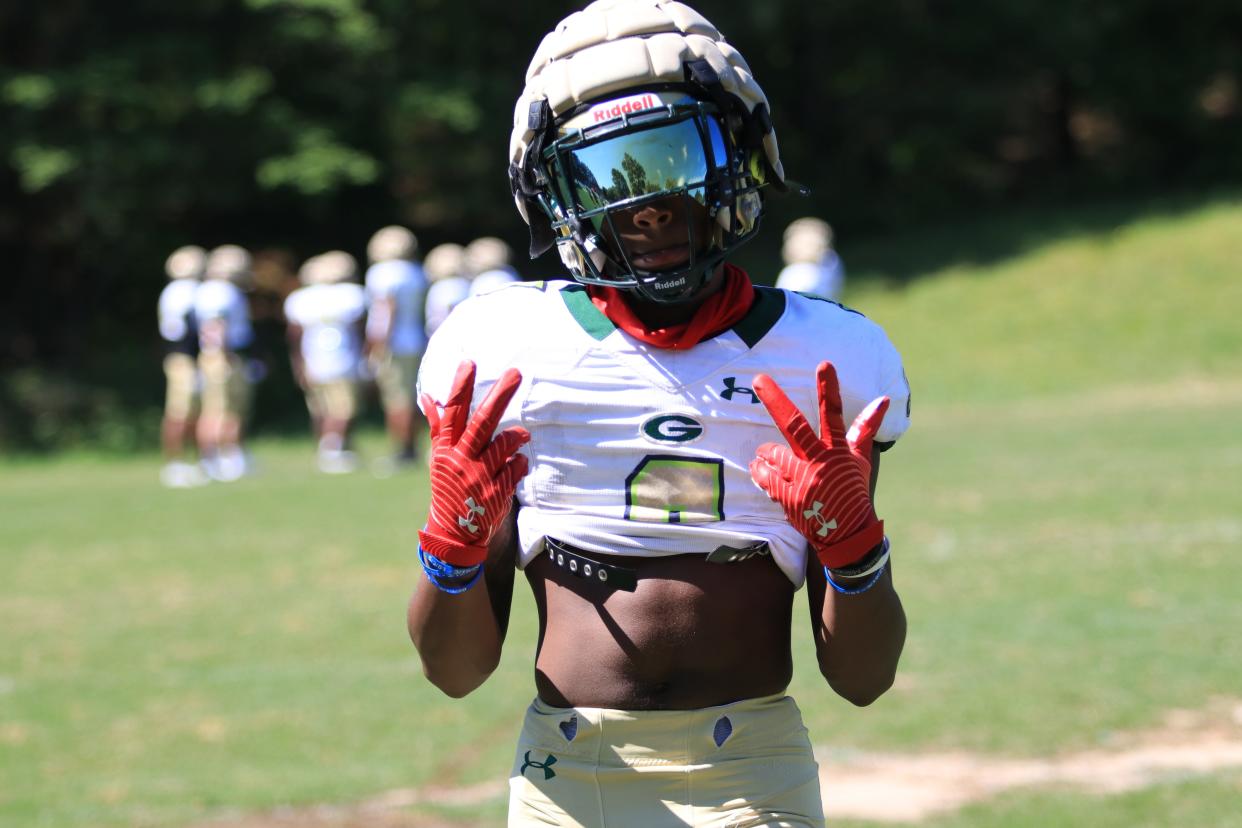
[
  {"x1": 367, "y1": 225, "x2": 419, "y2": 264},
  {"x1": 423, "y1": 243, "x2": 467, "y2": 283},
  {"x1": 205, "y1": 245, "x2": 253, "y2": 286},
  {"x1": 782, "y1": 218, "x2": 834, "y2": 265},
  {"x1": 299, "y1": 250, "x2": 359, "y2": 285},
  {"x1": 165, "y1": 245, "x2": 207, "y2": 280},
  {"x1": 508, "y1": 0, "x2": 790, "y2": 303},
  {"x1": 463, "y1": 236, "x2": 513, "y2": 276}
]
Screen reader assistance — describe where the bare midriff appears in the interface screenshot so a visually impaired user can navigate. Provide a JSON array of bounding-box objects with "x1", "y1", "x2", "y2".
[{"x1": 525, "y1": 550, "x2": 798, "y2": 710}]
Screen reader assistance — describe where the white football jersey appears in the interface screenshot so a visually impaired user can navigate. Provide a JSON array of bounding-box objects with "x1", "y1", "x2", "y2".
[
  {"x1": 364, "y1": 259, "x2": 427, "y2": 355},
  {"x1": 775, "y1": 251, "x2": 845, "y2": 300},
  {"x1": 284, "y1": 283, "x2": 367, "y2": 382},
  {"x1": 158, "y1": 280, "x2": 199, "y2": 343},
  {"x1": 418, "y1": 280, "x2": 911, "y2": 588},
  {"x1": 194, "y1": 280, "x2": 254, "y2": 350},
  {"x1": 469, "y1": 267, "x2": 521, "y2": 297}
]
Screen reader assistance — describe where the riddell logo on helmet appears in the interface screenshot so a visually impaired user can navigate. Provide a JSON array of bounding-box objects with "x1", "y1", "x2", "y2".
[
  {"x1": 655, "y1": 276, "x2": 687, "y2": 291},
  {"x1": 590, "y1": 94, "x2": 659, "y2": 123}
]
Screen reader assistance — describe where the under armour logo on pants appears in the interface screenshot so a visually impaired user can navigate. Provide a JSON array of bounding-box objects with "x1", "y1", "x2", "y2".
[{"x1": 520, "y1": 750, "x2": 558, "y2": 780}]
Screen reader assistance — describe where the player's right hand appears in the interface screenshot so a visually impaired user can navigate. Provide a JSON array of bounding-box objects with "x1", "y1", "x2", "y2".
[{"x1": 418, "y1": 360, "x2": 530, "y2": 567}]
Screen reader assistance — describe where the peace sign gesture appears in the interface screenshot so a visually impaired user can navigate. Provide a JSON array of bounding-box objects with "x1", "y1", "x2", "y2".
[
  {"x1": 418, "y1": 360, "x2": 531, "y2": 567},
  {"x1": 750, "y1": 361, "x2": 889, "y2": 570}
]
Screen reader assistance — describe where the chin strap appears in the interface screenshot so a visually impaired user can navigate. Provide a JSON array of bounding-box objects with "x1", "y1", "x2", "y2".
[{"x1": 586, "y1": 263, "x2": 755, "y2": 350}]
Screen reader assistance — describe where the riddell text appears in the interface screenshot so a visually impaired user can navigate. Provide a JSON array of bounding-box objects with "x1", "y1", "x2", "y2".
[{"x1": 592, "y1": 95, "x2": 659, "y2": 122}]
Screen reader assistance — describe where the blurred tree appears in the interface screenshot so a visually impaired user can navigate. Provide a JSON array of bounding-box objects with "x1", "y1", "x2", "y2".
[{"x1": 0, "y1": 0, "x2": 1238, "y2": 449}]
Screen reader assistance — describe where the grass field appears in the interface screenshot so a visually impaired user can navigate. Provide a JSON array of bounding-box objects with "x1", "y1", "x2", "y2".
[{"x1": 3, "y1": 192, "x2": 1241, "y2": 826}]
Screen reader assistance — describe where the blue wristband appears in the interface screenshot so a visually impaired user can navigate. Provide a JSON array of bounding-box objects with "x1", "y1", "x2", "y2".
[
  {"x1": 825, "y1": 560, "x2": 888, "y2": 595},
  {"x1": 419, "y1": 546, "x2": 484, "y2": 594}
]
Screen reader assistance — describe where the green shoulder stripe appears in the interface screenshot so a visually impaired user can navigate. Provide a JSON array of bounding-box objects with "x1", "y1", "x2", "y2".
[
  {"x1": 732, "y1": 285, "x2": 786, "y2": 348},
  {"x1": 795, "y1": 290, "x2": 866, "y2": 318},
  {"x1": 559, "y1": 284, "x2": 616, "y2": 341}
]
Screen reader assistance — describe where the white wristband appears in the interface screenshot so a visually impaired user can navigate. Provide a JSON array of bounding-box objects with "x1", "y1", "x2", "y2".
[{"x1": 829, "y1": 536, "x2": 891, "y2": 580}]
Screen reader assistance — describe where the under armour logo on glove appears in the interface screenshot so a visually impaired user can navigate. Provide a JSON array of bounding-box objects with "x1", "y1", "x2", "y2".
[
  {"x1": 750, "y1": 361, "x2": 889, "y2": 570},
  {"x1": 418, "y1": 360, "x2": 530, "y2": 567},
  {"x1": 457, "y1": 497, "x2": 486, "y2": 533},
  {"x1": 802, "y1": 502, "x2": 837, "y2": 537}
]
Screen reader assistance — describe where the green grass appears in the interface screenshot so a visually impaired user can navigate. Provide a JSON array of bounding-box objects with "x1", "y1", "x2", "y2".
[
  {"x1": 3, "y1": 192, "x2": 1241, "y2": 826},
  {"x1": 845, "y1": 192, "x2": 1242, "y2": 402}
]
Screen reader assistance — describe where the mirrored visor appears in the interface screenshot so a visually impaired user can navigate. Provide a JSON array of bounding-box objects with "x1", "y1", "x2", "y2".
[{"x1": 559, "y1": 116, "x2": 728, "y2": 217}]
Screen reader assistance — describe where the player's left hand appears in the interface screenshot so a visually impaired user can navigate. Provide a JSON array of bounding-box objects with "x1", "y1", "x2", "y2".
[{"x1": 750, "y1": 361, "x2": 889, "y2": 570}]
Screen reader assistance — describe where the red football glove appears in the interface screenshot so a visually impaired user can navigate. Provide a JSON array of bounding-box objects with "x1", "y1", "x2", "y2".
[
  {"x1": 750, "y1": 361, "x2": 890, "y2": 570},
  {"x1": 418, "y1": 360, "x2": 531, "y2": 567}
]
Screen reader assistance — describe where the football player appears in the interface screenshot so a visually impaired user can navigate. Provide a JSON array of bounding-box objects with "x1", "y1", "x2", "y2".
[
  {"x1": 775, "y1": 217, "x2": 846, "y2": 300},
  {"x1": 408, "y1": 2, "x2": 912, "y2": 825},
  {"x1": 285, "y1": 251, "x2": 368, "y2": 474},
  {"x1": 195, "y1": 244, "x2": 256, "y2": 482},
  {"x1": 464, "y1": 235, "x2": 521, "y2": 297},
  {"x1": 157, "y1": 245, "x2": 208, "y2": 488},
  {"x1": 421, "y1": 243, "x2": 472, "y2": 337},
  {"x1": 363, "y1": 225, "x2": 428, "y2": 468}
]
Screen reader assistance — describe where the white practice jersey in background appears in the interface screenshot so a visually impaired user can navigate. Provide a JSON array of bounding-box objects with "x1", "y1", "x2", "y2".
[
  {"x1": 158, "y1": 280, "x2": 199, "y2": 343},
  {"x1": 284, "y1": 283, "x2": 367, "y2": 382},
  {"x1": 424, "y1": 276, "x2": 473, "y2": 337},
  {"x1": 775, "y1": 251, "x2": 845, "y2": 300},
  {"x1": 418, "y1": 279, "x2": 911, "y2": 588},
  {"x1": 364, "y1": 259, "x2": 427, "y2": 355},
  {"x1": 469, "y1": 267, "x2": 521, "y2": 298},
  {"x1": 194, "y1": 280, "x2": 254, "y2": 350}
]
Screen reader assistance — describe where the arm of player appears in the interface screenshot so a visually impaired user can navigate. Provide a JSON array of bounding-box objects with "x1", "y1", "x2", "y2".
[
  {"x1": 751, "y1": 361, "x2": 906, "y2": 705},
  {"x1": 406, "y1": 360, "x2": 530, "y2": 697},
  {"x1": 365, "y1": 295, "x2": 395, "y2": 360},
  {"x1": 407, "y1": 504, "x2": 520, "y2": 698},
  {"x1": 285, "y1": 323, "x2": 308, "y2": 389},
  {"x1": 803, "y1": 443, "x2": 907, "y2": 706}
]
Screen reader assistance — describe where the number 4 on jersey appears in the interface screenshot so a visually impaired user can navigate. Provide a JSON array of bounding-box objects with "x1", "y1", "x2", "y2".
[{"x1": 624, "y1": 455, "x2": 724, "y2": 523}]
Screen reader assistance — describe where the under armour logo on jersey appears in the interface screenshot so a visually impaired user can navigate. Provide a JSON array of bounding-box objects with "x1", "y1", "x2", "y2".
[
  {"x1": 720, "y1": 376, "x2": 759, "y2": 403},
  {"x1": 802, "y1": 502, "x2": 838, "y2": 537},
  {"x1": 520, "y1": 750, "x2": 558, "y2": 780},
  {"x1": 457, "y1": 497, "x2": 485, "y2": 533}
]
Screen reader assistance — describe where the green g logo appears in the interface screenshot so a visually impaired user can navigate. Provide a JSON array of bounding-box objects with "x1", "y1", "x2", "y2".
[{"x1": 641, "y1": 414, "x2": 704, "y2": 444}]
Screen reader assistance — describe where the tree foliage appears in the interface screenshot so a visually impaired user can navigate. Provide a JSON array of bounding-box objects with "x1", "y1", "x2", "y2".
[{"x1": 1, "y1": 0, "x2": 1239, "y2": 446}]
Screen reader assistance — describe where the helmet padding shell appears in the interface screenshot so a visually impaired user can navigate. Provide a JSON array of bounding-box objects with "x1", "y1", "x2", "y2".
[{"x1": 509, "y1": 0, "x2": 786, "y2": 303}]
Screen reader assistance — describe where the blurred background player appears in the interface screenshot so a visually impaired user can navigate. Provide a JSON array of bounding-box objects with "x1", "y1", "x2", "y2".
[
  {"x1": 195, "y1": 244, "x2": 256, "y2": 482},
  {"x1": 284, "y1": 250, "x2": 368, "y2": 474},
  {"x1": 157, "y1": 245, "x2": 208, "y2": 488},
  {"x1": 363, "y1": 225, "x2": 428, "y2": 469},
  {"x1": 775, "y1": 217, "x2": 846, "y2": 301},
  {"x1": 421, "y1": 242, "x2": 472, "y2": 338},
  {"x1": 463, "y1": 235, "x2": 520, "y2": 297}
]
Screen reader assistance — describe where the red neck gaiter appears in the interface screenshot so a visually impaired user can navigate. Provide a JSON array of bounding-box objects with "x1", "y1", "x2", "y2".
[{"x1": 586, "y1": 263, "x2": 755, "y2": 351}]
